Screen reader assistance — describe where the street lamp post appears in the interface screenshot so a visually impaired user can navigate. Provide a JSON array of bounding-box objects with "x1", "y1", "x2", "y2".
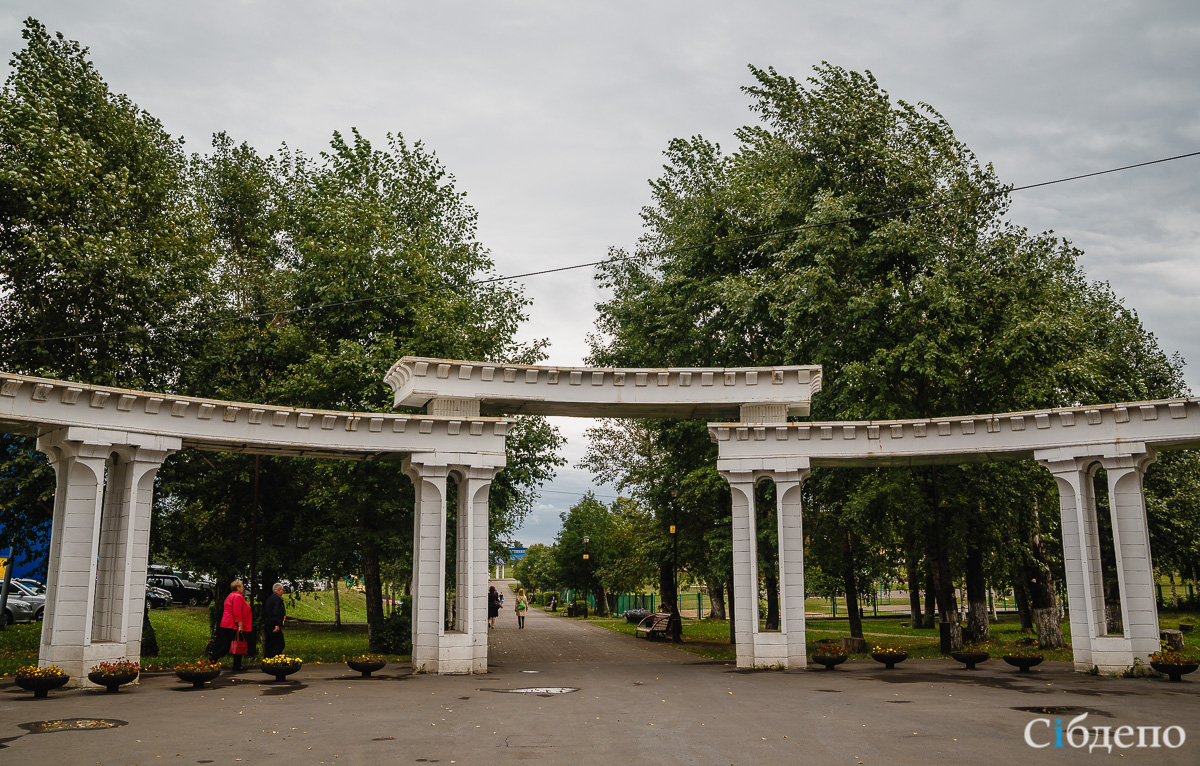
[{"x1": 582, "y1": 536, "x2": 590, "y2": 617}]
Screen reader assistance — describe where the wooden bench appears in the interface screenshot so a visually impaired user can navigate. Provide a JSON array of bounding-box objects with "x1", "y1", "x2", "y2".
[{"x1": 636, "y1": 612, "x2": 673, "y2": 640}]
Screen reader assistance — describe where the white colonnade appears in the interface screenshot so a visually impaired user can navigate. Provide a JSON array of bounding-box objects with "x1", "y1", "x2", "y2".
[
  {"x1": 6, "y1": 361, "x2": 1200, "y2": 677},
  {"x1": 2, "y1": 372, "x2": 508, "y2": 680}
]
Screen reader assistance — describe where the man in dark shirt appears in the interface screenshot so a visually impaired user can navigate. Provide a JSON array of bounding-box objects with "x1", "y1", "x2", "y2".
[{"x1": 264, "y1": 582, "x2": 286, "y2": 658}]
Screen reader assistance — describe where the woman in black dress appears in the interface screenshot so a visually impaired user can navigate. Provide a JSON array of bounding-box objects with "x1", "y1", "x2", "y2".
[{"x1": 488, "y1": 585, "x2": 501, "y2": 628}]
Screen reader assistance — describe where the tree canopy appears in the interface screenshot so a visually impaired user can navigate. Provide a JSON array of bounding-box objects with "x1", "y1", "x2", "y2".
[
  {"x1": 0, "y1": 18, "x2": 564, "y2": 648},
  {"x1": 588, "y1": 63, "x2": 1196, "y2": 648}
]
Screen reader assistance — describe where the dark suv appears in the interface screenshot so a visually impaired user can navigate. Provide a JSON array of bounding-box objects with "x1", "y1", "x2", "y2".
[{"x1": 147, "y1": 573, "x2": 213, "y2": 606}]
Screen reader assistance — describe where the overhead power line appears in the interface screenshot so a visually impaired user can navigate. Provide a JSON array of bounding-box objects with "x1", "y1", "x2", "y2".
[{"x1": 12, "y1": 149, "x2": 1200, "y2": 347}]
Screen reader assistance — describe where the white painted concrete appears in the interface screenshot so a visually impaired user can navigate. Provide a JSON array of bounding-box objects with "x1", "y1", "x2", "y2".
[
  {"x1": 1, "y1": 372, "x2": 509, "y2": 679},
  {"x1": 7, "y1": 362, "x2": 1197, "y2": 676},
  {"x1": 386, "y1": 357, "x2": 822, "y2": 419}
]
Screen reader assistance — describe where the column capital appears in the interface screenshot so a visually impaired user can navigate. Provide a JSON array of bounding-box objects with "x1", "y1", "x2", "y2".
[
  {"x1": 36, "y1": 427, "x2": 182, "y2": 463},
  {"x1": 717, "y1": 455, "x2": 811, "y2": 478},
  {"x1": 1035, "y1": 442, "x2": 1154, "y2": 474}
]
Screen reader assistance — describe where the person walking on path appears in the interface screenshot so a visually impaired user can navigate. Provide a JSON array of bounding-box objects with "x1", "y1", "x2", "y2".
[
  {"x1": 264, "y1": 582, "x2": 286, "y2": 658},
  {"x1": 211, "y1": 579, "x2": 252, "y2": 671},
  {"x1": 488, "y1": 585, "x2": 501, "y2": 628},
  {"x1": 515, "y1": 588, "x2": 529, "y2": 629}
]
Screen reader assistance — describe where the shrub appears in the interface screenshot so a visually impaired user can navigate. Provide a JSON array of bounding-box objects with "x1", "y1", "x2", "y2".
[{"x1": 372, "y1": 601, "x2": 412, "y2": 654}]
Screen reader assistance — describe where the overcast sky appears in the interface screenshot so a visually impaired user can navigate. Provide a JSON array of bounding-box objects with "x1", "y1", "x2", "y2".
[{"x1": 3, "y1": 2, "x2": 1198, "y2": 545}]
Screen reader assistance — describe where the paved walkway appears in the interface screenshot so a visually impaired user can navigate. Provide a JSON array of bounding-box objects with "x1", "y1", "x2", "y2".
[
  {"x1": 1, "y1": 586, "x2": 1198, "y2": 764},
  {"x1": 488, "y1": 592, "x2": 687, "y2": 668}
]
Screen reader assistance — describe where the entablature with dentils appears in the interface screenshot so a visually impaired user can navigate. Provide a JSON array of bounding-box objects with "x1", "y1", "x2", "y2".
[
  {"x1": 0, "y1": 372, "x2": 509, "y2": 461},
  {"x1": 384, "y1": 356, "x2": 823, "y2": 419},
  {"x1": 710, "y1": 398, "x2": 1200, "y2": 468}
]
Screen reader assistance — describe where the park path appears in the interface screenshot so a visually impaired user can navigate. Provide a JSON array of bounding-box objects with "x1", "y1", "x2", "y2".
[{"x1": 486, "y1": 581, "x2": 689, "y2": 670}]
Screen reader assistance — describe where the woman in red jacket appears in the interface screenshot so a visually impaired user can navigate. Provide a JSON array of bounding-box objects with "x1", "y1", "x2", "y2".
[{"x1": 210, "y1": 579, "x2": 253, "y2": 670}]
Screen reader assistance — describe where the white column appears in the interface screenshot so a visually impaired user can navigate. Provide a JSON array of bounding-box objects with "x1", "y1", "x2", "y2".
[
  {"x1": 404, "y1": 456, "x2": 502, "y2": 674},
  {"x1": 725, "y1": 470, "x2": 758, "y2": 668},
  {"x1": 459, "y1": 466, "x2": 499, "y2": 673},
  {"x1": 1037, "y1": 445, "x2": 1159, "y2": 672},
  {"x1": 1101, "y1": 450, "x2": 1159, "y2": 659},
  {"x1": 720, "y1": 459, "x2": 810, "y2": 670},
  {"x1": 36, "y1": 428, "x2": 178, "y2": 685},
  {"x1": 404, "y1": 458, "x2": 449, "y2": 674},
  {"x1": 776, "y1": 469, "x2": 809, "y2": 668}
]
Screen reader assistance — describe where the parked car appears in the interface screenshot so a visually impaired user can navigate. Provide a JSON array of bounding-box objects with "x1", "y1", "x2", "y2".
[
  {"x1": 146, "y1": 585, "x2": 172, "y2": 609},
  {"x1": 15, "y1": 578, "x2": 45, "y2": 594},
  {"x1": 7, "y1": 580, "x2": 45, "y2": 620},
  {"x1": 2, "y1": 594, "x2": 37, "y2": 625},
  {"x1": 146, "y1": 574, "x2": 213, "y2": 606}
]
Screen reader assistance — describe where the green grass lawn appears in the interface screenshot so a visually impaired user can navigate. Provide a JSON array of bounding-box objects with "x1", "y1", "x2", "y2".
[
  {"x1": 0, "y1": 589, "x2": 407, "y2": 676},
  {"x1": 577, "y1": 610, "x2": 1200, "y2": 664}
]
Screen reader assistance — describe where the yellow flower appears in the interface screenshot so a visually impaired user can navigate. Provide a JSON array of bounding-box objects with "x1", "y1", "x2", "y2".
[{"x1": 16, "y1": 664, "x2": 67, "y2": 680}]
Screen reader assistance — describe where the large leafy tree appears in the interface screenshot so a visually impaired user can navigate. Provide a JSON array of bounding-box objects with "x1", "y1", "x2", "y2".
[
  {"x1": 0, "y1": 20, "x2": 565, "y2": 651},
  {"x1": 591, "y1": 63, "x2": 1191, "y2": 649},
  {"x1": 0, "y1": 18, "x2": 212, "y2": 571},
  {"x1": 155, "y1": 128, "x2": 561, "y2": 649}
]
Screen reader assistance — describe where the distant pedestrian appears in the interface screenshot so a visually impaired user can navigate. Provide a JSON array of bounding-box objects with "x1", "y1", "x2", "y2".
[
  {"x1": 264, "y1": 582, "x2": 286, "y2": 658},
  {"x1": 515, "y1": 588, "x2": 529, "y2": 629},
  {"x1": 211, "y1": 579, "x2": 252, "y2": 671},
  {"x1": 488, "y1": 585, "x2": 500, "y2": 628}
]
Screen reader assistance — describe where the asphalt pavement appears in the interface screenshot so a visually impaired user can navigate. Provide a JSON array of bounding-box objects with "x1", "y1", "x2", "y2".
[{"x1": 2, "y1": 586, "x2": 1197, "y2": 765}]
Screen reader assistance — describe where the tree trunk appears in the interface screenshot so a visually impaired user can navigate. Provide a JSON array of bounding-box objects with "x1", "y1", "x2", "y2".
[
  {"x1": 927, "y1": 468, "x2": 962, "y2": 651},
  {"x1": 1013, "y1": 582, "x2": 1033, "y2": 631},
  {"x1": 906, "y1": 549, "x2": 923, "y2": 628},
  {"x1": 1025, "y1": 498, "x2": 1065, "y2": 648},
  {"x1": 922, "y1": 568, "x2": 937, "y2": 629},
  {"x1": 707, "y1": 578, "x2": 726, "y2": 620},
  {"x1": 764, "y1": 573, "x2": 779, "y2": 631},
  {"x1": 842, "y1": 530, "x2": 864, "y2": 639},
  {"x1": 593, "y1": 585, "x2": 608, "y2": 617},
  {"x1": 1104, "y1": 579, "x2": 1124, "y2": 635},
  {"x1": 332, "y1": 577, "x2": 342, "y2": 628},
  {"x1": 363, "y1": 546, "x2": 385, "y2": 652},
  {"x1": 659, "y1": 560, "x2": 676, "y2": 612},
  {"x1": 964, "y1": 543, "x2": 989, "y2": 643},
  {"x1": 1022, "y1": 559, "x2": 1065, "y2": 649},
  {"x1": 726, "y1": 575, "x2": 736, "y2": 646}
]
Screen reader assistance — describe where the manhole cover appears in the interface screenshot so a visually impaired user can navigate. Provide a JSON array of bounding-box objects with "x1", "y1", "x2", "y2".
[
  {"x1": 521, "y1": 670, "x2": 541, "y2": 674},
  {"x1": 19, "y1": 719, "x2": 127, "y2": 733},
  {"x1": 486, "y1": 687, "x2": 579, "y2": 695}
]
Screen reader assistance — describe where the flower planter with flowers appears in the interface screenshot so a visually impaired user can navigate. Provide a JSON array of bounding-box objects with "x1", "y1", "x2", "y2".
[
  {"x1": 870, "y1": 646, "x2": 907, "y2": 670},
  {"x1": 1003, "y1": 650, "x2": 1044, "y2": 672},
  {"x1": 175, "y1": 660, "x2": 222, "y2": 689},
  {"x1": 1149, "y1": 649, "x2": 1199, "y2": 682},
  {"x1": 811, "y1": 642, "x2": 848, "y2": 670},
  {"x1": 88, "y1": 659, "x2": 139, "y2": 693},
  {"x1": 624, "y1": 609, "x2": 650, "y2": 625},
  {"x1": 261, "y1": 655, "x2": 302, "y2": 681},
  {"x1": 950, "y1": 650, "x2": 990, "y2": 670},
  {"x1": 347, "y1": 654, "x2": 387, "y2": 678},
  {"x1": 15, "y1": 665, "x2": 70, "y2": 699}
]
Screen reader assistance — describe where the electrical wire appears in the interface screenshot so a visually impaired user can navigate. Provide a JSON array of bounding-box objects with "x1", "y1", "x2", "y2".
[{"x1": 11, "y1": 149, "x2": 1200, "y2": 346}]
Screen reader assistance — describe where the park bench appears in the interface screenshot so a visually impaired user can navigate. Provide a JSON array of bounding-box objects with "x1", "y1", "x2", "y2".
[{"x1": 635, "y1": 611, "x2": 673, "y2": 640}]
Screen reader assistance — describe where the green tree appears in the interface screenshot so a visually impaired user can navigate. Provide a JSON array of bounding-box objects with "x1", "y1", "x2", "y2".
[
  {"x1": 0, "y1": 18, "x2": 212, "y2": 569},
  {"x1": 591, "y1": 63, "x2": 1191, "y2": 651},
  {"x1": 513, "y1": 543, "x2": 559, "y2": 594},
  {"x1": 553, "y1": 492, "x2": 614, "y2": 615}
]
